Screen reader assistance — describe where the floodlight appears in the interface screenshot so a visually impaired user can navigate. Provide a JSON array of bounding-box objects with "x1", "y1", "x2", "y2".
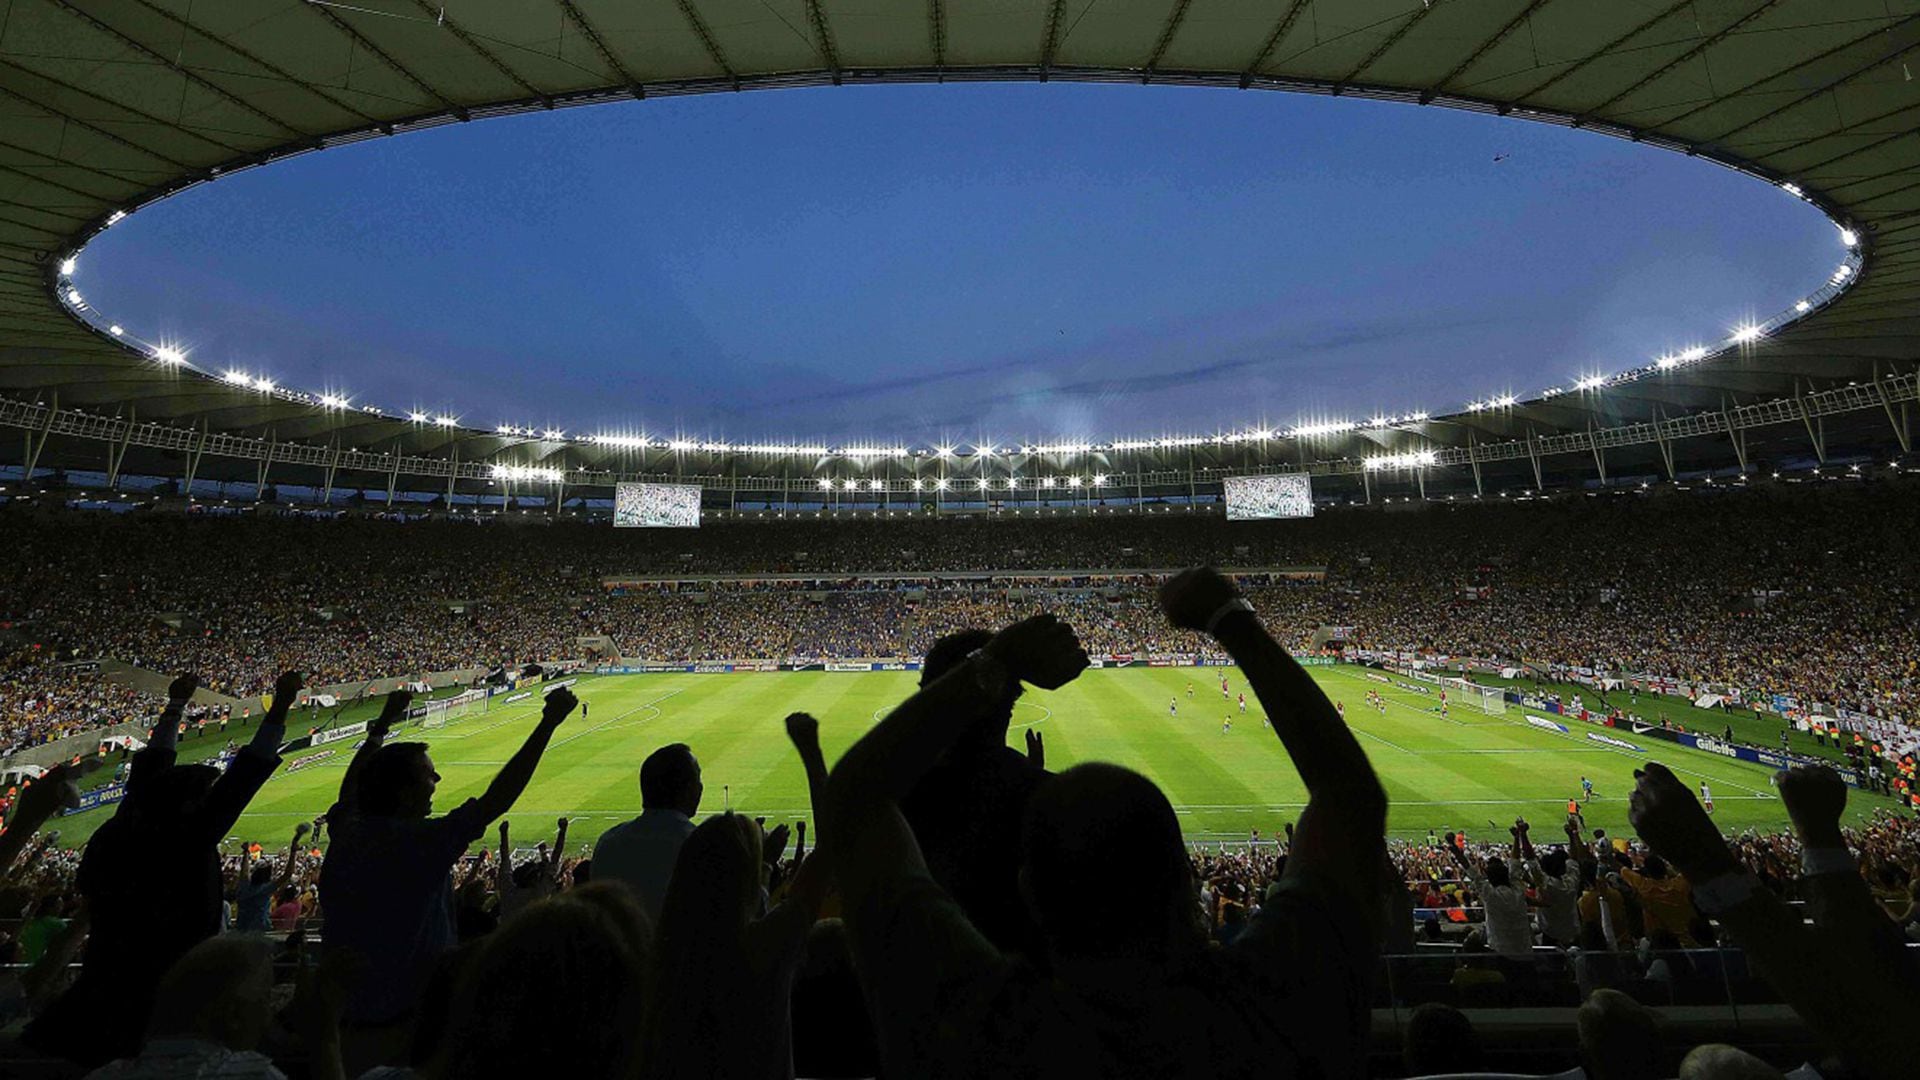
[
  {"x1": 1576, "y1": 375, "x2": 1606, "y2": 391},
  {"x1": 977, "y1": 478, "x2": 989, "y2": 490},
  {"x1": 1092, "y1": 474, "x2": 1108, "y2": 486},
  {"x1": 320, "y1": 394, "x2": 348, "y2": 409},
  {"x1": 1795, "y1": 300, "x2": 1811, "y2": 312},
  {"x1": 1730, "y1": 323, "x2": 1763, "y2": 344},
  {"x1": 59, "y1": 257, "x2": 77, "y2": 276},
  {"x1": 911, "y1": 478, "x2": 924, "y2": 490},
  {"x1": 934, "y1": 446, "x2": 953, "y2": 459},
  {"x1": 1067, "y1": 476, "x2": 1082, "y2": 488},
  {"x1": 1680, "y1": 346, "x2": 1708, "y2": 362},
  {"x1": 434, "y1": 415, "x2": 455, "y2": 427},
  {"x1": 409, "y1": 412, "x2": 429, "y2": 423},
  {"x1": 1042, "y1": 477, "x2": 1056, "y2": 488},
  {"x1": 1781, "y1": 182, "x2": 1803, "y2": 197},
  {"x1": 153, "y1": 346, "x2": 185, "y2": 365},
  {"x1": 934, "y1": 478, "x2": 949, "y2": 490},
  {"x1": 1839, "y1": 228, "x2": 1858, "y2": 247},
  {"x1": 223, "y1": 369, "x2": 250, "y2": 385},
  {"x1": 543, "y1": 429, "x2": 564, "y2": 440},
  {"x1": 818, "y1": 478, "x2": 832, "y2": 490},
  {"x1": 110, "y1": 325, "x2": 124, "y2": 336}
]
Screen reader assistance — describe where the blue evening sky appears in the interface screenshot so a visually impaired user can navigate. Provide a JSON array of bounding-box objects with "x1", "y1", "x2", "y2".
[{"x1": 75, "y1": 83, "x2": 1842, "y2": 445}]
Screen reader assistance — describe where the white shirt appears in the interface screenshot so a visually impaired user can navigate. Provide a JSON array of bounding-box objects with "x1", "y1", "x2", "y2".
[
  {"x1": 1536, "y1": 860, "x2": 1583, "y2": 944},
  {"x1": 1466, "y1": 863, "x2": 1534, "y2": 957},
  {"x1": 592, "y1": 807, "x2": 696, "y2": 922}
]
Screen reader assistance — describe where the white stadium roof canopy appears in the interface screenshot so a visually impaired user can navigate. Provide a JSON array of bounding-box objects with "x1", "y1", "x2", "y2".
[{"x1": 1, "y1": 0, "x2": 1917, "y2": 496}]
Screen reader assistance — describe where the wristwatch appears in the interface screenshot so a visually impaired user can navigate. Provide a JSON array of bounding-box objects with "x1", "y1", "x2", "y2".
[
  {"x1": 1799, "y1": 847, "x2": 1855, "y2": 877},
  {"x1": 1205, "y1": 597, "x2": 1256, "y2": 636}
]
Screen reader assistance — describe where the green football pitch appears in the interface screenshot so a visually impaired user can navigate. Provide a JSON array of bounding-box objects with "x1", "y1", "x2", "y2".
[{"x1": 54, "y1": 665, "x2": 1898, "y2": 853}]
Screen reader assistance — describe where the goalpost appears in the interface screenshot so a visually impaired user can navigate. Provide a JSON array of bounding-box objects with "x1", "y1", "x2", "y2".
[
  {"x1": 416, "y1": 688, "x2": 488, "y2": 730},
  {"x1": 1477, "y1": 686, "x2": 1508, "y2": 715}
]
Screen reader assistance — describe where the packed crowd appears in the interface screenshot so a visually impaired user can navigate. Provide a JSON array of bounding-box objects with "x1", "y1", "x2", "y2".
[
  {"x1": 1, "y1": 571, "x2": 1916, "y2": 1079},
  {"x1": 0, "y1": 648, "x2": 148, "y2": 756},
  {"x1": 2, "y1": 481, "x2": 1916, "y2": 757}
]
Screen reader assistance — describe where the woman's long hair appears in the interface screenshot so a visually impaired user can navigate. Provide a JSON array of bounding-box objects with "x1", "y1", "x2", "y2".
[{"x1": 643, "y1": 813, "x2": 764, "y2": 1077}]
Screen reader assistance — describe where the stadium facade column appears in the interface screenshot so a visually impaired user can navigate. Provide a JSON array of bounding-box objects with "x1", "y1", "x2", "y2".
[
  {"x1": 321, "y1": 438, "x2": 341, "y2": 506},
  {"x1": 1793, "y1": 381, "x2": 1828, "y2": 464},
  {"x1": 183, "y1": 421, "x2": 209, "y2": 500},
  {"x1": 1361, "y1": 466, "x2": 1371, "y2": 505},
  {"x1": 107, "y1": 404, "x2": 135, "y2": 489},
  {"x1": 1588, "y1": 420, "x2": 1608, "y2": 485},
  {"x1": 1524, "y1": 427, "x2": 1544, "y2": 491},
  {"x1": 1872, "y1": 363, "x2": 1912, "y2": 454},
  {"x1": 384, "y1": 449, "x2": 402, "y2": 507},
  {"x1": 1467, "y1": 432, "x2": 1484, "y2": 498},
  {"x1": 21, "y1": 392, "x2": 56, "y2": 483},
  {"x1": 1720, "y1": 398, "x2": 1749, "y2": 474},
  {"x1": 255, "y1": 431, "x2": 276, "y2": 500}
]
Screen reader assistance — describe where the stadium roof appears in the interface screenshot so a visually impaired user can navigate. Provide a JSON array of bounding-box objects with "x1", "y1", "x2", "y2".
[{"x1": 1, "y1": 0, "x2": 1917, "y2": 500}]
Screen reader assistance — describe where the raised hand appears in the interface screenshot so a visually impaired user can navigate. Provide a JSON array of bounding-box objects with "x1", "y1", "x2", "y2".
[
  {"x1": 1775, "y1": 765, "x2": 1848, "y2": 847},
  {"x1": 1024, "y1": 727, "x2": 1045, "y2": 769},
  {"x1": 373, "y1": 688, "x2": 413, "y2": 734},
  {"x1": 542, "y1": 686, "x2": 578, "y2": 724},
  {"x1": 167, "y1": 673, "x2": 201, "y2": 703},
  {"x1": 292, "y1": 821, "x2": 312, "y2": 842},
  {"x1": 1628, "y1": 762, "x2": 1739, "y2": 881},
  {"x1": 984, "y1": 614, "x2": 1089, "y2": 691},
  {"x1": 1158, "y1": 567, "x2": 1240, "y2": 633},
  {"x1": 785, "y1": 711, "x2": 820, "y2": 749},
  {"x1": 270, "y1": 670, "x2": 304, "y2": 713},
  {"x1": 762, "y1": 821, "x2": 791, "y2": 865}
]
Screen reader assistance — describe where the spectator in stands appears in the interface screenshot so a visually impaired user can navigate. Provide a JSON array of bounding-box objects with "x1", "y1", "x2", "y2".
[
  {"x1": 422, "y1": 885, "x2": 650, "y2": 1080},
  {"x1": 1679, "y1": 1044, "x2": 1788, "y2": 1079},
  {"x1": 824, "y1": 569, "x2": 1389, "y2": 1077},
  {"x1": 594, "y1": 742, "x2": 703, "y2": 923},
  {"x1": 320, "y1": 685, "x2": 577, "y2": 1074},
  {"x1": 1576, "y1": 987, "x2": 1663, "y2": 1080},
  {"x1": 1629, "y1": 761, "x2": 1920, "y2": 1080},
  {"x1": 1400, "y1": 1002, "x2": 1484, "y2": 1076},
  {"x1": 27, "y1": 670, "x2": 299, "y2": 1067},
  {"x1": 1449, "y1": 839, "x2": 1535, "y2": 958},
  {"x1": 642, "y1": 807, "x2": 831, "y2": 1077},
  {"x1": 899, "y1": 628, "x2": 1053, "y2": 960},
  {"x1": 231, "y1": 822, "x2": 309, "y2": 932}
]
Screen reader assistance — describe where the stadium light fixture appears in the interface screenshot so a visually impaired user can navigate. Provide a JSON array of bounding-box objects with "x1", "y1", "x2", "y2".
[
  {"x1": 841, "y1": 478, "x2": 856, "y2": 490},
  {"x1": 1839, "y1": 228, "x2": 1858, "y2": 247},
  {"x1": 223, "y1": 369, "x2": 250, "y2": 385},
  {"x1": 1729, "y1": 323, "x2": 1763, "y2": 344},
  {"x1": 1795, "y1": 300, "x2": 1811, "y2": 313},
  {"x1": 319, "y1": 394, "x2": 348, "y2": 409},
  {"x1": 934, "y1": 446, "x2": 953, "y2": 459},
  {"x1": 1781, "y1": 182, "x2": 1803, "y2": 197},
  {"x1": 434, "y1": 415, "x2": 456, "y2": 427},
  {"x1": 59, "y1": 257, "x2": 76, "y2": 276},
  {"x1": 934, "y1": 478, "x2": 949, "y2": 490},
  {"x1": 66, "y1": 289, "x2": 85, "y2": 308},
  {"x1": 1680, "y1": 346, "x2": 1708, "y2": 362},
  {"x1": 153, "y1": 345, "x2": 185, "y2": 365},
  {"x1": 110, "y1": 325, "x2": 124, "y2": 336},
  {"x1": 976, "y1": 477, "x2": 990, "y2": 490},
  {"x1": 1831, "y1": 265, "x2": 1852, "y2": 284},
  {"x1": 667, "y1": 439, "x2": 696, "y2": 452},
  {"x1": 911, "y1": 478, "x2": 924, "y2": 491},
  {"x1": 817, "y1": 478, "x2": 832, "y2": 490},
  {"x1": 1093, "y1": 474, "x2": 1108, "y2": 486},
  {"x1": 867, "y1": 479, "x2": 882, "y2": 491},
  {"x1": 408, "y1": 412, "x2": 429, "y2": 423},
  {"x1": 1575, "y1": 375, "x2": 1607, "y2": 391},
  {"x1": 1067, "y1": 476, "x2": 1082, "y2": 488},
  {"x1": 542, "y1": 429, "x2": 564, "y2": 440}
]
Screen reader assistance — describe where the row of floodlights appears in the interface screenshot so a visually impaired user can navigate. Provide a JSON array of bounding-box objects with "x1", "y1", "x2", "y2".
[{"x1": 54, "y1": 194, "x2": 1861, "y2": 454}]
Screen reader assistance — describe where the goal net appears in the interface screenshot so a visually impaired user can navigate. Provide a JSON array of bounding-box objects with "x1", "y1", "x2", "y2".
[
  {"x1": 1477, "y1": 686, "x2": 1508, "y2": 715},
  {"x1": 416, "y1": 688, "x2": 488, "y2": 731}
]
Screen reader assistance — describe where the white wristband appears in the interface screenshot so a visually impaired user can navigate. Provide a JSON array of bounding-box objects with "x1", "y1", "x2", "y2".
[
  {"x1": 1800, "y1": 847, "x2": 1855, "y2": 878},
  {"x1": 1205, "y1": 598, "x2": 1255, "y2": 636}
]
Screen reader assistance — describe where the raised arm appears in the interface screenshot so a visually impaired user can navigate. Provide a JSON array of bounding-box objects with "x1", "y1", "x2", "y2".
[
  {"x1": 550, "y1": 817, "x2": 569, "y2": 884},
  {"x1": 334, "y1": 689, "x2": 411, "y2": 815},
  {"x1": 823, "y1": 615, "x2": 1086, "y2": 909},
  {"x1": 197, "y1": 670, "x2": 303, "y2": 841},
  {"x1": 1159, "y1": 568, "x2": 1388, "y2": 920},
  {"x1": 275, "y1": 821, "x2": 313, "y2": 893},
  {"x1": 496, "y1": 820, "x2": 514, "y2": 897},
  {"x1": 1776, "y1": 766, "x2": 1920, "y2": 988},
  {"x1": 0, "y1": 761, "x2": 94, "y2": 877},
  {"x1": 783, "y1": 712, "x2": 832, "y2": 909},
  {"x1": 127, "y1": 673, "x2": 199, "y2": 796},
  {"x1": 1629, "y1": 761, "x2": 1918, "y2": 1080},
  {"x1": 471, "y1": 687, "x2": 576, "y2": 823}
]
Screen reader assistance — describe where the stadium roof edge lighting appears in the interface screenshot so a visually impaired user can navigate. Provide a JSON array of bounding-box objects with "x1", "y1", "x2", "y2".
[{"x1": 1, "y1": 1, "x2": 1905, "y2": 482}]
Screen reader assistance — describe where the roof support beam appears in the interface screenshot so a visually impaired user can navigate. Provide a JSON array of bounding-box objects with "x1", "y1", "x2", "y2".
[
  {"x1": 1707, "y1": 30, "x2": 1920, "y2": 144},
  {"x1": 1589, "y1": 420, "x2": 1607, "y2": 484},
  {"x1": 552, "y1": 0, "x2": 646, "y2": 97},
  {"x1": 126, "y1": 0, "x2": 379, "y2": 124},
  {"x1": 406, "y1": 0, "x2": 549, "y2": 103},
  {"x1": 1239, "y1": 0, "x2": 1311, "y2": 89},
  {"x1": 804, "y1": 0, "x2": 843, "y2": 85},
  {"x1": 1039, "y1": 0, "x2": 1066, "y2": 80},
  {"x1": 1722, "y1": 398, "x2": 1749, "y2": 473},
  {"x1": 929, "y1": 0, "x2": 947, "y2": 73},
  {"x1": 1513, "y1": 0, "x2": 1690, "y2": 107},
  {"x1": 1141, "y1": 0, "x2": 1194, "y2": 82},
  {"x1": 256, "y1": 430, "x2": 277, "y2": 499},
  {"x1": 0, "y1": 78, "x2": 198, "y2": 172},
  {"x1": 1422, "y1": 0, "x2": 1557, "y2": 103},
  {"x1": 1338, "y1": 0, "x2": 1444, "y2": 90},
  {"x1": 1467, "y1": 433, "x2": 1484, "y2": 497},
  {"x1": 45, "y1": 0, "x2": 313, "y2": 138},
  {"x1": 1660, "y1": 15, "x2": 1917, "y2": 134},
  {"x1": 1575, "y1": 0, "x2": 1785, "y2": 125},
  {"x1": 1525, "y1": 428, "x2": 1544, "y2": 490},
  {"x1": 673, "y1": 0, "x2": 740, "y2": 89},
  {"x1": 0, "y1": 57, "x2": 247, "y2": 157},
  {"x1": 300, "y1": 2, "x2": 468, "y2": 118},
  {"x1": 1649, "y1": 411, "x2": 1675, "y2": 479},
  {"x1": 183, "y1": 422, "x2": 209, "y2": 496}
]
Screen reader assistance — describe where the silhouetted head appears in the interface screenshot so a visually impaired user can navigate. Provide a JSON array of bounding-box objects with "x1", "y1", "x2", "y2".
[
  {"x1": 1643, "y1": 854, "x2": 1670, "y2": 879},
  {"x1": 1020, "y1": 762, "x2": 1203, "y2": 963},
  {"x1": 1484, "y1": 857, "x2": 1511, "y2": 888},
  {"x1": 358, "y1": 742, "x2": 437, "y2": 818},
  {"x1": 640, "y1": 743, "x2": 702, "y2": 816},
  {"x1": 427, "y1": 892, "x2": 648, "y2": 1080},
  {"x1": 1403, "y1": 1002, "x2": 1483, "y2": 1076},
  {"x1": 1578, "y1": 988, "x2": 1662, "y2": 1080},
  {"x1": 1541, "y1": 849, "x2": 1570, "y2": 878},
  {"x1": 147, "y1": 935, "x2": 275, "y2": 1050},
  {"x1": 142, "y1": 764, "x2": 221, "y2": 822},
  {"x1": 922, "y1": 629, "x2": 1021, "y2": 753}
]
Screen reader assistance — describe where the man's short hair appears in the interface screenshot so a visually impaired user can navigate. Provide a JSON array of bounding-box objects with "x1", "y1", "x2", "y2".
[
  {"x1": 358, "y1": 742, "x2": 431, "y2": 817},
  {"x1": 640, "y1": 744, "x2": 699, "y2": 809},
  {"x1": 921, "y1": 629, "x2": 994, "y2": 687}
]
